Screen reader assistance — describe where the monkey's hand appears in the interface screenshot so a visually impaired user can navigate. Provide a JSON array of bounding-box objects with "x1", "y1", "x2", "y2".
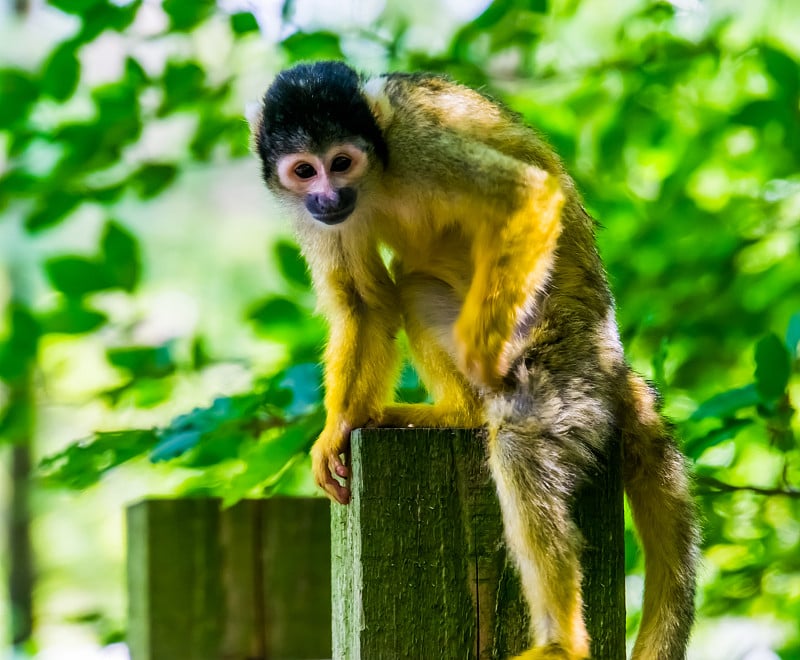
[{"x1": 310, "y1": 423, "x2": 352, "y2": 504}]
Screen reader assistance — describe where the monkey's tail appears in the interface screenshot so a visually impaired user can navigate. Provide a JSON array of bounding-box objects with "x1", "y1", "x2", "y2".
[{"x1": 619, "y1": 370, "x2": 700, "y2": 660}]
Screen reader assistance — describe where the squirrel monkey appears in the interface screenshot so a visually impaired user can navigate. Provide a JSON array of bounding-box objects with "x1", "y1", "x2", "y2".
[{"x1": 250, "y1": 61, "x2": 699, "y2": 660}]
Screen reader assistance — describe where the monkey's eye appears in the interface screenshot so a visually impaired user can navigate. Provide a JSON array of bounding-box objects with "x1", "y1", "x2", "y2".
[
  {"x1": 330, "y1": 155, "x2": 352, "y2": 173},
  {"x1": 294, "y1": 163, "x2": 316, "y2": 179}
]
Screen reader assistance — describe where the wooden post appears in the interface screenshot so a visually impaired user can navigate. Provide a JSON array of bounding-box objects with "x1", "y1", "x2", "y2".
[
  {"x1": 127, "y1": 498, "x2": 331, "y2": 660},
  {"x1": 331, "y1": 428, "x2": 625, "y2": 660}
]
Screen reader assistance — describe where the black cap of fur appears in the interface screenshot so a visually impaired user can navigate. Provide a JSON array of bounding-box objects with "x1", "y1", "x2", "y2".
[{"x1": 256, "y1": 61, "x2": 388, "y2": 181}]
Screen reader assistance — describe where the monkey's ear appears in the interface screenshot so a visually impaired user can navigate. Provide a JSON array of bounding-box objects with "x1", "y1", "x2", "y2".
[
  {"x1": 244, "y1": 100, "x2": 263, "y2": 134},
  {"x1": 244, "y1": 100, "x2": 263, "y2": 152}
]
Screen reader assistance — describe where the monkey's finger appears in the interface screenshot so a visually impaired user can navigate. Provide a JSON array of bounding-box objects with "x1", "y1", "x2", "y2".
[
  {"x1": 326, "y1": 455, "x2": 351, "y2": 504},
  {"x1": 323, "y1": 474, "x2": 350, "y2": 504}
]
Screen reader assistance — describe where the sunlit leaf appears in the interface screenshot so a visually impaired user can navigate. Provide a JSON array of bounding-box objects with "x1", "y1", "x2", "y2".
[
  {"x1": 224, "y1": 424, "x2": 316, "y2": 503},
  {"x1": 92, "y1": 80, "x2": 138, "y2": 122},
  {"x1": 39, "y1": 430, "x2": 157, "y2": 489},
  {"x1": 281, "y1": 31, "x2": 344, "y2": 62}
]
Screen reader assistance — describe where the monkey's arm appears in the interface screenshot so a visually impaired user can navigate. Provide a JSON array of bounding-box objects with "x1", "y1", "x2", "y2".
[
  {"x1": 305, "y1": 235, "x2": 401, "y2": 503},
  {"x1": 456, "y1": 166, "x2": 564, "y2": 388},
  {"x1": 392, "y1": 126, "x2": 564, "y2": 388}
]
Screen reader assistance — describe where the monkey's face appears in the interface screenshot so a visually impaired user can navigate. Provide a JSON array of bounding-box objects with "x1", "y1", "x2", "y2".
[{"x1": 275, "y1": 143, "x2": 370, "y2": 226}]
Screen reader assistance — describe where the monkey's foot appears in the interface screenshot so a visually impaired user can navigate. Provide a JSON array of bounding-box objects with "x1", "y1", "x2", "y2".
[
  {"x1": 378, "y1": 403, "x2": 481, "y2": 429},
  {"x1": 511, "y1": 644, "x2": 586, "y2": 660}
]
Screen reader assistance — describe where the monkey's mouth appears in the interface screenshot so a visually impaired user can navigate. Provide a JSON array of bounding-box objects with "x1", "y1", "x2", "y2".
[{"x1": 312, "y1": 206, "x2": 354, "y2": 225}]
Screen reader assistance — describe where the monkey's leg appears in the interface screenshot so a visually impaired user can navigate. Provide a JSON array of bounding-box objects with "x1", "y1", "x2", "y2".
[
  {"x1": 622, "y1": 373, "x2": 699, "y2": 660},
  {"x1": 487, "y1": 418, "x2": 592, "y2": 660},
  {"x1": 380, "y1": 272, "x2": 483, "y2": 428}
]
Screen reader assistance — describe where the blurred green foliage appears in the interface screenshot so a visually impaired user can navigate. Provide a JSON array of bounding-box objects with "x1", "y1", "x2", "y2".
[{"x1": 1, "y1": 0, "x2": 799, "y2": 654}]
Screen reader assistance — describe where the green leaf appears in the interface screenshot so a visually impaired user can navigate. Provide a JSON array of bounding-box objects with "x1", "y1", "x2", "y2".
[
  {"x1": 0, "y1": 305, "x2": 40, "y2": 380},
  {"x1": 26, "y1": 190, "x2": 81, "y2": 232},
  {"x1": 786, "y1": 313, "x2": 800, "y2": 358},
  {"x1": 690, "y1": 384, "x2": 761, "y2": 421},
  {"x1": 41, "y1": 42, "x2": 80, "y2": 101},
  {"x1": 39, "y1": 430, "x2": 156, "y2": 489},
  {"x1": 129, "y1": 163, "x2": 177, "y2": 199},
  {"x1": 147, "y1": 393, "x2": 274, "y2": 465},
  {"x1": 274, "y1": 240, "x2": 311, "y2": 289},
  {"x1": 249, "y1": 296, "x2": 305, "y2": 337},
  {"x1": 93, "y1": 81, "x2": 139, "y2": 124},
  {"x1": 280, "y1": 32, "x2": 344, "y2": 62},
  {"x1": 754, "y1": 333, "x2": 791, "y2": 401},
  {"x1": 55, "y1": 123, "x2": 111, "y2": 170},
  {"x1": 124, "y1": 57, "x2": 148, "y2": 88},
  {"x1": 684, "y1": 418, "x2": 753, "y2": 459},
  {"x1": 42, "y1": 302, "x2": 106, "y2": 334},
  {"x1": 180, "y1": 432, "x2": 247, "y2": 468},
  {"x1": 150, "y1": 430, "x2": 202, "y2": 462},
  {"x1": 190, "y1": 114, "x2": 248, "y2": 160},
  {"x1": 225, "y1": 424, "x2": 316, "y2": 503},
  {"x1": 761, "y1": 44, "x2": 800, "y2": 103},
  {"x1": 275, "y1": 363, "x2": 323, "y2": 416},
  {"x1": 230, "y1": 11, "x2": 259, "y2": 34},
  {"x1": 44, "y1": 256, "x2": 110, "y2": 298},
  {"x1": 101, "y1": 221, "x2": 140, "y2": 291},
  {"x1": 107, "y1": 345, "x2": 175, "y2": 379},
  {"x1": 48, "y1": 0, "x2": 105, "y2": 16},
  {"x1": 77, "y1": 0, "x2": 141, "y2": 40},
  {"x1": 0, "y1": 69, "x2": 38, "y2": 128},
  {"x1": 89, "y1": 182, "x2": 125, "y2": 203},
  {"x1": 160, "y1": 61, "x2": 205, "y2": 114},
  {"x1": 162, "y1": 0, "x2": 215, "y2": 31}
]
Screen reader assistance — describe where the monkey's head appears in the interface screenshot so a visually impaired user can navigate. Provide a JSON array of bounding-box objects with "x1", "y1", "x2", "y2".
[{"x1": 251, "y1": 61, "x2": 388, "y2": 226}]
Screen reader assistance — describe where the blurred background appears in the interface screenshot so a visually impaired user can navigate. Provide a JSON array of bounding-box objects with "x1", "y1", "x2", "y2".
[{"x1": 0, "y1": 0, "x2": 798, "y2": 658}]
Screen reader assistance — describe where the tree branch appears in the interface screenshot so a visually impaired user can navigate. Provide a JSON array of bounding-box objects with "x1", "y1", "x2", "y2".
[{"x1": 696, "y1": 475, "x2": 800, "y2": 498}]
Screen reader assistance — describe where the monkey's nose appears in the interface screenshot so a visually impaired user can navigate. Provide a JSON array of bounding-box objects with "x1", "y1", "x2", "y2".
[{"x1": 309, "y1": 193, "x2": 339, "y2": 212}]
